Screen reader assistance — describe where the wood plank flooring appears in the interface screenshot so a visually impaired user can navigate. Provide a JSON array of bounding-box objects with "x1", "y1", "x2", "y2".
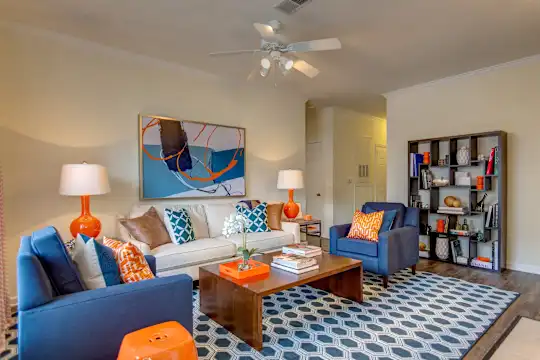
[{"x1": 315, "y1": 236, "x2": 539, "y2": 359}]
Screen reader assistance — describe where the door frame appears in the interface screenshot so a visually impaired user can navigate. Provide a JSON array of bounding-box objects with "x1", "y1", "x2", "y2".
[{"x1": 374, "y1": 144, "x2": 387, "y2": 202}]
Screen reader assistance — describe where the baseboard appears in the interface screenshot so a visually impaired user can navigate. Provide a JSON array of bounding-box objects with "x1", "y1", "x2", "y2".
[
  {"x1": 10, "y1": 296, "x2": 17, "y2": 308},
  {"x1": 506, "y1": 263, "x2": 540, "y2": 275}
]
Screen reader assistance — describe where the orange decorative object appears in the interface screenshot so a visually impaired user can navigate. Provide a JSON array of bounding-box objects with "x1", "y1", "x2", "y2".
[
  {"x1": 304, "y1": 214, "x2": 313, "y2": 221},
  {"x1": 70, "y1": 195, "x2": 102, "y2": 238},
  {"x1": 437, "y1": 219, "x2": 445, "y2": 233},
  {"x1": 346, "y1": 210, "x2": 384, "y2": 242},
  {"x1": 476, "y1": 176, "x2": 484, "y2": 190},
  {"x1": 219, "y1": 259, "x2": 270, "y2": 279},
  {"x1": 477, "y1": 256, "x2": 491, "y2": 262},
  {"x1": 117, "y1": 321, "x2": 197, "y2": 360},
  {"x1": 423, "y1": 152, "x2": 430, "y2": 165},
  {"x1": 284, "y1": 189, "x2": 300, "y2": 220}
]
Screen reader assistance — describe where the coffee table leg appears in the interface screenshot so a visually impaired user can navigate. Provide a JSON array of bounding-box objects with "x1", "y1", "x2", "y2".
[
  {"x1": 199, "y1": 270, "x2": 263, "y2": 351},
  {"x1": 308, "y1": 265, "x2": 363, "y2": 303}
]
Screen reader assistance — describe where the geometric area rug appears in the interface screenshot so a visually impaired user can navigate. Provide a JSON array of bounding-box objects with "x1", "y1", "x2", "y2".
[{"x1": 1, "y1": 270, "x2": 518, "y2": 360}]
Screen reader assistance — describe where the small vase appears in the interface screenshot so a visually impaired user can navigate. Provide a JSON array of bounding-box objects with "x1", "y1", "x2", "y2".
[
  {"x1": 435, "y1": 237, "x2": 449, "y2": 260},
  {"x1": 457, "y1": 147, "x2": 470, "y2": 165}
]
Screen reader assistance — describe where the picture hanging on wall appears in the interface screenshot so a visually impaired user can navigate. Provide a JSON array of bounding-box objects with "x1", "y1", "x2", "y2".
[{"x1": 139, "y1": 115, "x2": 246, "y2": 199}]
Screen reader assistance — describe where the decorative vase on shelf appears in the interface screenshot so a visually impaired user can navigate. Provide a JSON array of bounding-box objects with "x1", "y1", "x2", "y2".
[
  {"x1": 435, "y1": 237, "x2": 449, "y2": 260},
  {"x1": 457, "y1": 147, "x2": 470, "y2": 165}
]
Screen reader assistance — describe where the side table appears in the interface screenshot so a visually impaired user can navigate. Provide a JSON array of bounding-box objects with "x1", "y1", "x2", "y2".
[{"x1": 287, "y1": 218, "x2": 322, "y2": 248}]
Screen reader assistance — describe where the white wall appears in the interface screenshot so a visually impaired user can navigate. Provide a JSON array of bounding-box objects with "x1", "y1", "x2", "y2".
[
  {"x1": 0, "y1": 23, "x2": 306, "y2": 297},
  {"x1": 385, "y1": 56, "x2": 540, "y2": 274}
]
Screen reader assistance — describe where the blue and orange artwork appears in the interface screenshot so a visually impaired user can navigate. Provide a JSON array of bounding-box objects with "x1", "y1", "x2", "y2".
[{"x1": 140, "y1": 115, "x2": 245, "y2": 199}]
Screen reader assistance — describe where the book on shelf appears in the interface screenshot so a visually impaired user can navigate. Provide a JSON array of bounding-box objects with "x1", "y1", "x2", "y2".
[
  {"x1": 486, "y1": 147, "x2": 495, "y2": 175},
  {"x1": 486, "y1": 204, "x2": 499, "y2": 228},
  {"x1": 409, "y1": 153, "x2": 424, "y2": 177},
  {"x1": 271, "y1": 262, "x2": 319, "y2": 274},
  {"x1": 437, "y1": 207, "x2": 467, "y2": 215},
  {"x1": 272, "y1": 254, "x2": 317, "y2": 270},
  {"x1": 282, "y1": 244, "x2": 322, "y2": 257}
]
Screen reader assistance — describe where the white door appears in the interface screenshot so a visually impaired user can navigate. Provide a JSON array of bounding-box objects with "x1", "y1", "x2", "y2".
[
  {"x1": 306, "y1": 142, "x2": 324, "y2": 222},
  {"x1": 374, "y1": 144, "x2": 387, "y2": 201}
]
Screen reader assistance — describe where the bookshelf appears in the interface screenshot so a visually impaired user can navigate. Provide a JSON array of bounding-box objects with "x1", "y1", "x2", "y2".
[{"x1": 408, "y1": 131, "x2": 507, "y2": 272}]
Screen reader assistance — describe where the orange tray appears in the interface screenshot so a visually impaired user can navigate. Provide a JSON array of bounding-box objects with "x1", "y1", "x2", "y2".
[{"x1": 219, "y1": 259, "x2": 270, "y2": 279}]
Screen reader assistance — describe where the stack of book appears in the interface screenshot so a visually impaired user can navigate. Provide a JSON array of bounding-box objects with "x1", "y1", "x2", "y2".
[
  {"x1": 282, "y1": 244, "x2": 322, "y2": 257},
  {"x1": 271, "y1": 254, "x2": 319, "y2": 274},
  {"x1": 437, "y1": 206, "x2": 467, "y2": 215},
  {"x1": 486, "y1": 203, "x2": 499, "y2": 228},
  {"x1": 409, "y1": 153, "x2": 424, "y2": 177}
]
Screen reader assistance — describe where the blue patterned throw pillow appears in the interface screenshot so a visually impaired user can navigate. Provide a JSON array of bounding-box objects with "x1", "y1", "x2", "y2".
[
  {"x1": 164, "y1": 208, "x2": 196, "y2": 245},
  {"x1": 235, "y1": 202, "x2": 271, "y2": 233}
]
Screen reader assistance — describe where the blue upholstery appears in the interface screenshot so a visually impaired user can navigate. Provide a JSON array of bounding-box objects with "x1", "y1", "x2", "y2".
[
  {"x1": 330, "y1": 202, "x2": 419, "y2": 282},
  {"x1": 364, "y1": 206, "x2": 397, "y2": 233},
  {"x1": 17, "y1": 227, "x2": 194, "y2": 360}
]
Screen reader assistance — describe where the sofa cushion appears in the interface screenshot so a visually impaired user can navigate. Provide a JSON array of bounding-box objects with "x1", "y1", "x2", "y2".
[
  {"x1": 218, "y1": 231, "x2": 294, "y2": 252},
  {"x1": 235, "y1": 202, "x2": 271, "y2": 233},
  {"x1": 119, "y1": 207, "x2": 172, "y2": 250},
  {"x1": 151, "y1": 238, "x2": 236, "y2": 272},
  {"x1": 129, "y1": 204, "x2": 210, "y2": 239},
  {"x1": 337, "y1": 237, "x2": 378, "y2": 257},
  {"x1": 362, "y1": 202, "x2": 406, "y2": 229},
  {"x1": 164, "y1": 208, "x2": 196, "y2": 245},
  {"x1": 205, "y1": 203, "x2": 236, "y2": 238},
  {"x1": 267, "y1": 203, "x2": 284, "y2": 230},
  {"x1": 30, "y1": 226, "x2": 86, "y2": 295}
]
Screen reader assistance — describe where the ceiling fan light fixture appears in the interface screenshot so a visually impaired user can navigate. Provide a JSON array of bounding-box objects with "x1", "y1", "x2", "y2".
[
  {"x1": 261, "y1": 57, "x2": 272, "y2": 69},
  {"x1": 280, "y1": 57, "x2": 294, "y2": 71}
]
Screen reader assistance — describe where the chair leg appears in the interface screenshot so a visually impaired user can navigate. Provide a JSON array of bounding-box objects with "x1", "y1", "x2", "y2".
[
  {"x1": 411, "y1": 264, "x2": 417, "y2": 275},
  {"x1": 382, "y1": 276, "x2": 389, "y2": 288}
]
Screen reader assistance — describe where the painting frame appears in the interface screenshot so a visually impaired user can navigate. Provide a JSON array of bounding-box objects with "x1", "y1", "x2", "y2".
[{"x1": 138, "y1": 114, "x2": 246, "y2": 200}]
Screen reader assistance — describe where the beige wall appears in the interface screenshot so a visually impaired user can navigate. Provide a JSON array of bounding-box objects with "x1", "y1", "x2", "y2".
[
  {"x1": 0, "y1": 23, "x2": 306, "y2": 297},
  {"x1": 386, "y1": 56, "x2": 540, "y2": 273}
]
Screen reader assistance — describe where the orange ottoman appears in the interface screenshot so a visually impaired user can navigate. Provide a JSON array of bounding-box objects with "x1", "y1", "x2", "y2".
[{"x1": 117, "y1": 321, "x2": 197, "y2": 360}]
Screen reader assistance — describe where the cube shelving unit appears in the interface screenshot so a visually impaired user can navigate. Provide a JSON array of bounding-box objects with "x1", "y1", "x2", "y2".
[{"x1": 408, "y1": 131, "x2": 507, "y2": 272}]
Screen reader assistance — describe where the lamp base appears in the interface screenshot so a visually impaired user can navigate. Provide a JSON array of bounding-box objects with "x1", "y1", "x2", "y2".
[
  {"x1": 283, "y1": 189, "x2": 299, "y2": 220},
  {"x1": 70, "y1": 195, "x2": 102, "y2": 238}
]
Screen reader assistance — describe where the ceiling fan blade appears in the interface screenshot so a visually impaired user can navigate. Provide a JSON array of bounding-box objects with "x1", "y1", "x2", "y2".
[
  {"x1": 287, "y1": 38, "x2": 342, "y2": 53},
  {"x1": 209, "y1": 49, "x2": 261, "y2": 57},
  {"x1": 293, "y1": 60, "x2": 320, "y2": 78}
]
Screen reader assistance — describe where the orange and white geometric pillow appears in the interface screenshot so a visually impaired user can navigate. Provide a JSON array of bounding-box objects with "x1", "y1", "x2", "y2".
[
  {"x1": 103, "y1": 237, "x2": 155, "y2": 283},
  {"x1": 346, "y1": 210, "x2": 385, "y2": 242}
]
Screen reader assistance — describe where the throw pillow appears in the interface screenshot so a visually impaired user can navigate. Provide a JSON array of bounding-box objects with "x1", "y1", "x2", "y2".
[
  {"x1": 103, "y1": 236, "x2": 125, "y2": 256},
  {"x1": 118, "y1": 206, "x2": 171, "y2": 250},
  {"x1": 164, "y1": 208, "x2": 196, "y2": 245},
  {"x1": 365, "y1": 206, "x2": 397, "y2": 233},
  {"x1": 115, "y1": 242, "x2": 155, "y2": 283},
  {"x1": 347, "y1": 210, "x2": 384, "y2": 242},
  {"x1": 237, "y1": 200, "x2": 262, "y2": 210},
  {"x1": 72, "y1": 234, "x2": 122, "y2": 290},
  {"x1": 235, "y1": 202, "x2": 271, "y2": 233},
  {"x1": 267, "y1": 202, "x2": 284, "y2": 230}
]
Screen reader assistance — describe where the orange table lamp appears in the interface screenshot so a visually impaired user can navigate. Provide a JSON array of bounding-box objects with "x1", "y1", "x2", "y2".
[
  {"x1": 277, "y1": 169, "x2": 304, "y2": 220},
  {"x1": 59, "y1": 163, "x2": 110, "y2": 238}
]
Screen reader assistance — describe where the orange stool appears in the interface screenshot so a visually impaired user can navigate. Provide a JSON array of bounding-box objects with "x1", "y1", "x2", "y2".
[{"x1": 117, "y1": 321, "x2": 197, "y2": 360}]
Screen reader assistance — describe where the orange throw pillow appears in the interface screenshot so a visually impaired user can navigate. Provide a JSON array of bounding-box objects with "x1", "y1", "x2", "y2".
[
  {"x1": 103, "y1": 237, "x2": 154, "y2": 283},
  {"x1": 347, "y1": 210, "x2": 384, "y2": 242}
]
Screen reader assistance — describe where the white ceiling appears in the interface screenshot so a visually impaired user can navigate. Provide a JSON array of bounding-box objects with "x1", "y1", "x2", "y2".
[{"x1": 2, "y1": 0, "x2": 540, "y2": 117}]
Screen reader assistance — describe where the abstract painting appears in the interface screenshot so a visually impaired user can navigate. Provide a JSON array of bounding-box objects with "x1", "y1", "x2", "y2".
[{"x1": 139, "y1": 115, "x2": 245, "y2": 199}]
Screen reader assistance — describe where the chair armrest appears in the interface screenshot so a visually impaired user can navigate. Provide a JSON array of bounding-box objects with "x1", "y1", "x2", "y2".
[
  {"x1": 281, "y1": 221, "x2": 301, "y2": 244},
  {"x1": 144, "y1": 255, "x2": 156, "y2": 275},
  {"x1": 329, "y1": 224, "x2": 352, "y2": 254},
  {"x1": 128, "y1": 238, "x2": 152, "y2": 255},
  {"x1": 19, "y1": 274, "x2": 193, "y2": 360},
  {"x1": 377, "y1": 226, "x2": 419, "y2": 275}
]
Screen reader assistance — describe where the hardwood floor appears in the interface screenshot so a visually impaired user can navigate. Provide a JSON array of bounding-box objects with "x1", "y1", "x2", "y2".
[{"x1": 417, "y1": 259, "x2": 540, "y2": 360}]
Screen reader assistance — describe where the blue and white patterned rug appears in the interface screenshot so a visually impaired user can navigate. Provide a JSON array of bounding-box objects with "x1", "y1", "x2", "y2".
[{"x1": 1, "y1": 270, "x2": 518, "y2": 360}]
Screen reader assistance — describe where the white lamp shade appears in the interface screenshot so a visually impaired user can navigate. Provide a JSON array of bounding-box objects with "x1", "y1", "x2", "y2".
[
  {"x1": 59, "y1": 164, "x2": 111, "y2": 196},
  {"x1": 277, "y1": 170, "x2": 304, "y2": 190}
]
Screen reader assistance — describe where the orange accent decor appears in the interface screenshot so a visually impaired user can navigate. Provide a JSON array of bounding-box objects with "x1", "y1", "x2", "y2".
[
  {"x1": 113, "y1": 242, "x2": 155, "y2": 283},
  {"x1": 304, "y1": 214, "x2": 313, "y2": 221},
  {"x1": 69, "y1": 195, "x2": 101, "y2": 238},
  {"x1": 346, "y1": 210, "x2": 384, "y2": 242},
  {"x1": 219, "y1": 259, "x2": 270, "y2": 279},
  {"x1": 437, "y1": 219, "x2": 445, "y2": 233},
  {"x1": 476, "y1": 176, "x2": 484, "y2": 190},
  {"x1": 103, "y1": 237, "x2": 125, "y2": 253},
  {"x1": 423, "y1": 152, "x2": 430, "y2": 164},
  {"x1": 118, "y1": 321, "x2": 197, "y2": 360},
  {"x1": 284, "y1": 189, "x2": 300, "y2": 219},
  {"x1": 477, "y1": 256, "x2": 491, "y2": 262}
]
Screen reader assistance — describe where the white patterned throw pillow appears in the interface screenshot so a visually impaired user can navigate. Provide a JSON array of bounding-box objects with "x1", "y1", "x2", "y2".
[{"x1": 164, "y1": 208, "x2": 196, "y2": 245}]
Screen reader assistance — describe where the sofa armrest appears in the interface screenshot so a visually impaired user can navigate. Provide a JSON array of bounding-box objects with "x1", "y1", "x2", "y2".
[
  {"x1": 281, "y1": 221, "x2": 301, "y2": 244},
  {"x1": 144, "y1": 255, "x2": 156, "y2": 275},
  {"x1": 377, "y1": 226, "x2": 419, "y2": 275},
  {"x1": 329, "y1": 224, "x2": 352, "y2": 254},
  {"x1": 19, "y1": 274, "x2": 193, "y2": 360},
  {"x1": 128, "y1": 238, "x2": 152, "y2": 255}
]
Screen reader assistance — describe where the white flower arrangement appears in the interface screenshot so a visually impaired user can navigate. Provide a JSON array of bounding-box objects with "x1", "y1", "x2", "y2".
[{"x1": 222, "y1": 213, "x2": 245, "y2": 238}]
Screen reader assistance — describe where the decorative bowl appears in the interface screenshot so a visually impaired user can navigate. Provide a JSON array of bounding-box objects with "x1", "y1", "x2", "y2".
[{"x1": 432, "y1": 179, "x2": 449, "y2": 187}]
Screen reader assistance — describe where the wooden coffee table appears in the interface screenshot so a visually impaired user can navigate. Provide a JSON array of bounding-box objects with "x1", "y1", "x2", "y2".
[{"x1": 199, "y1": 252, "x2": 363, "y2": 351}]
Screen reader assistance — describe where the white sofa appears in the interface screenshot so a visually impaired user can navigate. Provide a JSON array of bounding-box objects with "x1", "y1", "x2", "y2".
[{"x1": 118, "y1": 202, "x2": 300, "y2": 280}]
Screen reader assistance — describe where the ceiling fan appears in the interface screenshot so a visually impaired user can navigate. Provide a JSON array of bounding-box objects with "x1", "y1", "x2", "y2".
[{"x1": 209, "y1": 20, "x2": 341, "y2": 79}]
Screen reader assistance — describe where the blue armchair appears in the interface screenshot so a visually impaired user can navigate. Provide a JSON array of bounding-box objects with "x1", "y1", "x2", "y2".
[
  {"x1": 17, "y1": 226, "x2": 194, "y2": 360},
  {"x1": 330, "y1": 202, "x2": 419, "y2": 288}
]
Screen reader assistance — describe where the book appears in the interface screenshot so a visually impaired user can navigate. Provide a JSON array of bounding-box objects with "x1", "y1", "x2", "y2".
[
  {"x1": 486, "y1": 205, "x2": 493, "y2": 227},
  {"x1": 415, "y1": 154, "x2": 423, "y2": 176},
  {"x1": 271, "y1": 262, "x2": 319, "y2": 274},
  {"x1": 282, "y1": 244, "x2": 322, "y2": 257},
  {"x1": 486, "y1": 147, "x2": 495, "y2": 175},
  {"x1": 494, "y1": 203, "x2": 499, "y2": 227},
  {"x1": 272, "y1": 254, "x2": 317, "y2": 270}
]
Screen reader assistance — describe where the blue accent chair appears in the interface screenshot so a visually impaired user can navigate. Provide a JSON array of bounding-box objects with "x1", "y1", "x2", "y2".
[
  {"x1": 330, "y1": 202, "x2": 420, "y2": 288},
  {"x1": 17, "y1": 226, "x2": 194, "y2": 360}
]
